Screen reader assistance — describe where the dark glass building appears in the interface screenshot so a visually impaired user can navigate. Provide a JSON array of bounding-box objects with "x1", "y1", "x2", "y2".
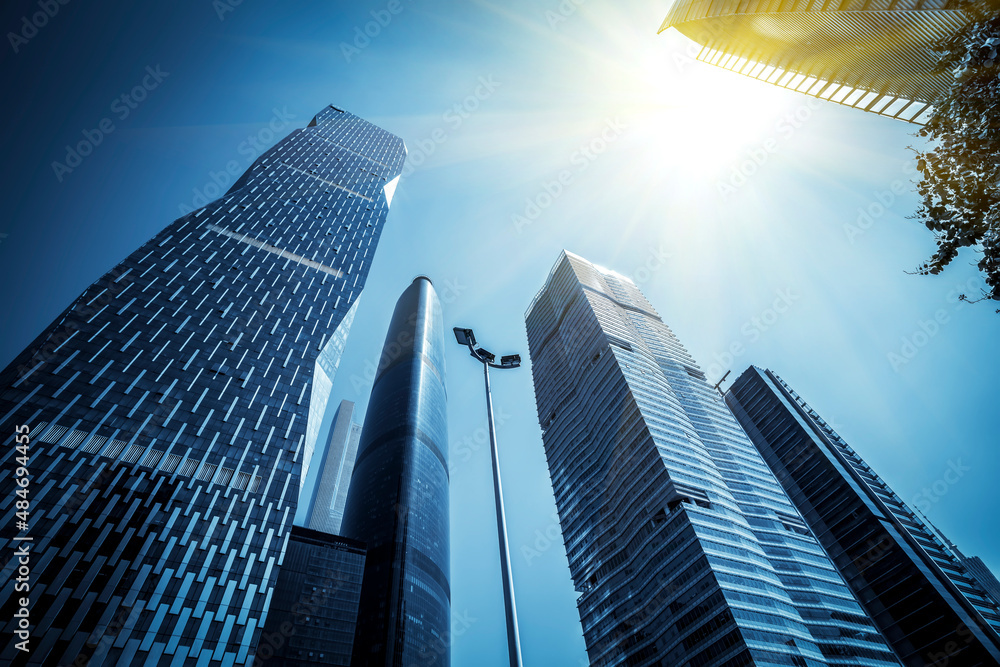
[
  {"x1": 341, "y1": 277, "x2": 450, "y2": 667},
  {"x1": 257, "y1": 399, "x2": 366, "y2": 667},
  {"x1": 962, "y1": 556, "x2": 1000, "y2": 613},
  {"x1": 256, "y1": 526, "x2": 366, "y2": 667},
  {"x1": 0, "y1": 105, "x2": 405, "y2": 665},
  {"x1": 726, "y1": 366, "x2": 1000, "y2": 666},
  {"x1": 525, "y1": 251, "x2": 898, "y2": 667}
]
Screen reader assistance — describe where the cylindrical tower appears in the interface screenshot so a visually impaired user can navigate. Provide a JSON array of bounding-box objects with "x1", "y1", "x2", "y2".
[{"x1": 342, "y1": 276, "x2": 450, "y2": 666}]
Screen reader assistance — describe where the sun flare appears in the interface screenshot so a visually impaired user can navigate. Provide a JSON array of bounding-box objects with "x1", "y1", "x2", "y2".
[{"x1": 627, "y1": 39, "x2": 802, "y2": 176}]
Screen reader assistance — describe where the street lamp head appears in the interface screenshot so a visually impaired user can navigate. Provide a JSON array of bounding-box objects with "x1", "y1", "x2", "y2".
[
  {"x1": 453, "y1": 327, "x2": 476, "y2": 347},
  {"x1": 455, "y1": 326, "x2": 520, "y2": 369},
  {"x1": 500, "y1": 354, "x2": 521, "y2": 368}
]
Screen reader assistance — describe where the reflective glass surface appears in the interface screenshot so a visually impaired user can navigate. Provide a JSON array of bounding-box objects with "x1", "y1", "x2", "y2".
[
  {"x1": 727, "y1": 367, "x2": 1000, "y2": 666},
  {"x1": 256, "y1": 527, "x2": 366, "y2": 666},
  {"x1": 525, "y1": 251, "x2": 898, "y2": 666},
  {"x1": 0, "y1": 105, "x2": 405, "y2": 666},
  {"x1": 341, "y1": 277, "x2": 450, "y2": 666}
]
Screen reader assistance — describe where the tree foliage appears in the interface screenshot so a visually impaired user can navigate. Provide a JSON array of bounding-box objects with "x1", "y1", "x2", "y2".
[{"x1": 913, "y1": 0, "x2": 1000, "y2": 306}]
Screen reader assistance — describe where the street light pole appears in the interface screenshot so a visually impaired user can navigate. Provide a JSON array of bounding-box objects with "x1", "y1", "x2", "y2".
[
  {"x1": 483, "y1": 361, "x2": 523, "y2": 667},
  {"x1": 453, "y1": 327, "x2": 523, "y2": 667}
]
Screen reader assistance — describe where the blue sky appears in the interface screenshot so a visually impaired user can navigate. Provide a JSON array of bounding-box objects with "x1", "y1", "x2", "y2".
[{"x1": 2, "y1": 0, "x2": 999, "y2": 664}]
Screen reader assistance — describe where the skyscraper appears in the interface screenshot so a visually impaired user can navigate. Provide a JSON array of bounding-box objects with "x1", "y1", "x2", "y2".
[
  {"x1": 341, "y1": 277, "x2": 450, "y2": 667},
  {"x1": 256, "y1": 398, "x2": 366, "y2": 667},
  {"x1": 305, "y1": 399, "x2": 363, "y2": 535},
  {"x1": 964, "y1": 557, "x2": 1000, "y2": 613},
  {"x1": 255, "y1": 526, "x2": 367, "y2": 667},
  {"x1": 659, "y1": 0, "x2": 969, "y2": 123},
  {"x1": 0, "y1": 105, "x2": 405, "y2": 666},
  {"x1": 525, "y1": 251, "x2": 898, "y2": 666},
  {"x1": 725, "y1": 366, "x2": 1000, "y2": 666}
]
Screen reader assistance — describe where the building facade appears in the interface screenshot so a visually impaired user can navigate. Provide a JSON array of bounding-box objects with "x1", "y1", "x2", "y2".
[
  {"x1": 660, "y1": 0, "x2": 970, "y2": 123},
  {"x1": 725, "y1": 366, "x2": 1000, "y2": 666},
  {"x1": 525, "y1": 251, "x2": 898, "y2": 666},
  {"x1": 258, "y1": 397, "x2": 366, "y2": 667},
  {"x1": 256, "y1": 527, "x2": 366, "y2": 666},
  {"x1": 341, "y1": 277, "x2": 451, "y2": 667},
  {"x1": 304, "y1": 400, "x2": 362, "y2": 535},
  {"x1": 0, "y1": 105, "x2": 406, "y2": 666},
  {"x1": 963, "y1": 556, "x2": 1000, "y2": 613}
]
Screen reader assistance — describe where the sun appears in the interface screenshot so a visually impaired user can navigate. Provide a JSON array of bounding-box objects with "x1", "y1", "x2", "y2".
[
  {"x1": 628, "y1": 34, "x2": 802, "y2": 176},
  {"x1": 553, "y1": 15, "x2": 808, "y2": 180}
]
